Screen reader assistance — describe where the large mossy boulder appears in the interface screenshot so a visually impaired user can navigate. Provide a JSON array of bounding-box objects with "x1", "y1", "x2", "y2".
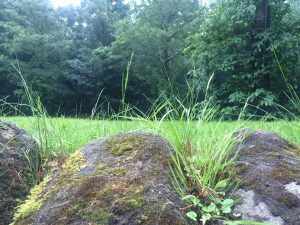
[
  {"x1": 232, "y1": 129, "x2": 300, "y2": 225},
  {"x1": 13, "y1": 132, "x2": 192, "y2": 225},
  {"x1": 0, "y1": 121, "x2": 38, "y2": 225}
]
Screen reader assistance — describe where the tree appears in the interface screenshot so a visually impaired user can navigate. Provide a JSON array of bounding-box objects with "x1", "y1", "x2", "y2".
[
  {"x1": 187, "y1": 0, "x2": 300, "y2": 118},
  {"x1": 0, "y1": 0, "x2": 18, "y2": 103},
  {"x1": 57, "y1": 0, "x2": 130, "y2": 114},
  {"x1": 0, "y1": 0, "x2": 129, "y2": 115},
  {"x1": 99, "y1": 0, "x2": 205, "y2": 109},
  {"x1": 0, "y1": 0, "x2": 73, "y2": 113}
]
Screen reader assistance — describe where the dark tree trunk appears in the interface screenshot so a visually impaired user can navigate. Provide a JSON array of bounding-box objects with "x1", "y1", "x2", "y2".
[
  {"x1": 254, "y1": 0, "x2": 270, "y2": 31},
  {"x1": 253, "y1": 0, "x2": 271, "y2": 91},
  {"x1": 162, "y1": 48, "x2": 171, "y2": 86}
]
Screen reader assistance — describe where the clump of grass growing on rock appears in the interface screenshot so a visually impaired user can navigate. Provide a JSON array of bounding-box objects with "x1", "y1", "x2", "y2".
[{"x1": 147, "y1": 79, "x2": 243, "y2": 224}]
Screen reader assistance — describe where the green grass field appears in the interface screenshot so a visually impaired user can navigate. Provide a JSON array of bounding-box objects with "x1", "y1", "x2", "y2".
[{"x1": 3, "y1": 116, "x2": 300, "y2": 155}]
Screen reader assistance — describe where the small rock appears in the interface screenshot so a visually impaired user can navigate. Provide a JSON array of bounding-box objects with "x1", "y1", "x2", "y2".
[
  {"x1": 12, "y1": 132, "x2": 193, "y2": 225},
  {"x1": 232, "y1": 129, "x2": 300, "y2": 225},
  {"x1": 285, "y1": 182, "x2": 300, "y2": 199},
  {"x1": 0, "y1": 121, "x2": 39, "y2": 225},
  {"x1": 234, "y1": 189, "x2": 284, "y2": 225}
]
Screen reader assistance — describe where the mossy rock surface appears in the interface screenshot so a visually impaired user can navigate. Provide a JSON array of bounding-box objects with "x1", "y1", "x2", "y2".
[
  {"x1": 13, "y1": 132, "x2": 192, "y2": 225},
  {"x1": 232, "y1": 129, "x2": 300, "y2": 225},
  {"x1": 0, "y1": 121, "x2": 38, "y2": 225}
]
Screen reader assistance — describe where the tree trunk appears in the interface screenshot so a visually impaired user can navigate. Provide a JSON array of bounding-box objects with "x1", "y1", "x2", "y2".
[{"x1": 254, "y1": 0, "x2": 271, "y2": 91}]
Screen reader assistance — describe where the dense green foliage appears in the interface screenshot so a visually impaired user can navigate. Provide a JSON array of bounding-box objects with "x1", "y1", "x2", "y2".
[
  {"x1": 0, "y1": 0, "x2": 299, "y2": 117},
  {"x1": 187, "y1": 0, "x2": 300, "y2": 118}
]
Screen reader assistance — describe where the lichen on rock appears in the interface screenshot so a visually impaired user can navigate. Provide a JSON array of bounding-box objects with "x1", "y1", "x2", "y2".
[
  {"x1": 231, "y1": 129, "x2": 300, "y2": 224},
  {"x1": 12, "y1": 132, "x2": 193, "y2": 225}
]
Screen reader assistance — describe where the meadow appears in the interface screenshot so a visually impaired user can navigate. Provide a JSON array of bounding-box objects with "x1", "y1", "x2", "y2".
[{"x1": 3, "y1": 116, "x2": 300, "y2": 156}]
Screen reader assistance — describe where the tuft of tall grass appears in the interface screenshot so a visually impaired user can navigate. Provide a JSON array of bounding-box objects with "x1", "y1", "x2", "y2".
[
  {"x1": 273, "y1": 48, "x2": 300, "y2": 116},
  {"x1": 125, "y1": 76, "x2": 246, "y2": 223},
  {"x1": 10, "y1": 63, "x2": 57, "y2": 160},
  {"x1": 121, "y1": 52, "x2": 134, "y2": 113}
]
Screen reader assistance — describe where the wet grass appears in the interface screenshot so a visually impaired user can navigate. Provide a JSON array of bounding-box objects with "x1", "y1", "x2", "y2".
[{"x1": 2, "y1": 116, "x2": 300, "y2": 155}]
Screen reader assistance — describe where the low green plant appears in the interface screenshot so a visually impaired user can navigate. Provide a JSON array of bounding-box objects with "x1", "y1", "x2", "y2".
[
  {"x1": 183, "y1": 194, "x2": 235, "y2": 224},
  {"x1": 169, "y1": 132, "x2": 238, "y2": 224}
]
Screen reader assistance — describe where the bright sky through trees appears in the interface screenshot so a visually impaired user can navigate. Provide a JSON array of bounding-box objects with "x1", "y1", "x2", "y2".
[
  {"x1": 52, "y1": 0, "x2": 211, "y2": 8},
  {"x1": 52, "y1": 0, "x2": 81, "y2": 8}
]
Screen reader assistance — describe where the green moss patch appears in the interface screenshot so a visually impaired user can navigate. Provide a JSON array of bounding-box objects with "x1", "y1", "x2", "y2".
[
  {"x1": 270, "y1": 163, "x2": 300, "y2": 182},
  {"x1": 79, "y1": 208, "x2": 109, "y2": 224},
  {"x1": 12, "y1": 175, "x2": 50, "y2": 224},
  {"x1": 112, "y1": 196, "x2": 145, "y2": 214},
  {"x1": 61, "y1": 151, "x2": 85, "y2": 176},
  {"x1": 44, "y1": 177, "x2": 147, "y2": 224},
  {"x1": 106, "y1": 135, "x2": 145, "y2": 156},
  {"x1": 289, "y1": 146, "x2": 300, "y2": 158},
  {"x1": 96, "y1": 163, "x2": 126, "y2": 176},
  {"x1": 12, "y1": 151, "x2": 86, "y2": 225}
]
